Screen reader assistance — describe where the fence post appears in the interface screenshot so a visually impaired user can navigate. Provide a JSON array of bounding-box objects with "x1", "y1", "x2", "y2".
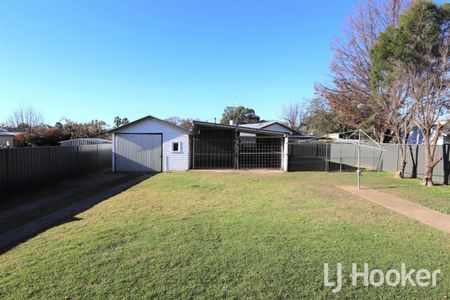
[
  {"x1": 5, "y1": 149, "x2": 10, "y2": 198},
  {"x1": 396, "y1": 144, "x2": 400, "y2": 172},
  {"x1": 48, "y1": 147, "x2": 52, "y2": 185},
  {"x1": 283, "y1": 135, "x2": 289, "y2": 172},
  {"x1": 76, "y1": 146, "x2": 79, "y2": 178},
  {"x1": 234, "y1": 130, "x2": 239, "y2": 169},
  {"x1": 372, "y1": 148, "x2": 375, "y2": 170},
  {"x1": 96, "y1": 144, "x2": 99, "y2": 171}
]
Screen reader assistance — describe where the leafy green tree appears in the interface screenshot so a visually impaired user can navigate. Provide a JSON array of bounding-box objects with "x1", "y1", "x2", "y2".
[
  {"x1": 54, "y1": 122, "x2": 64, "y2": 131},
  {"x1": 220, "y1": 106, "x2": 260, "y2": 124},
  {"x1": 316, "y1": 0, "x2": 410, "y2": 141},
  {"x1": 113, "y1": 116, "x2": 130, "y2": 128},
  {"x1": 302, "y1": 98, "x2": 349, "y2": 135},
  {"x1": 371, "y1": 0, "x2": 450, "y2": 185},
  {"x1": 114, "y1": 116, "x2": 122, "y2": 128}
]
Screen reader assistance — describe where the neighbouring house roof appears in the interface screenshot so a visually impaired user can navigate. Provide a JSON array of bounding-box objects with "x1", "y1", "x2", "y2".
[
  {"x1": 0, "y1": 132, "x2": 16, "y2": 136},
  {"x1": 407, "y1": 125, "x2": 450, "y2": 145},
  {"x1": 108, "y1": 115, "x2": 191, "y2": 134},
  {"x1": 239, "y1": 121, "x2": 296, "y2": 133},
  {"x1": 192, "y1": 121, "x2": 285, "y2": 136},
  {"x1": 59, "y1": 138, "x2": 112, "y2": 146},
  {"x1": 0, "y1": 127, "x2": 27, "y2": 136},
  {"x1": 1, "y1": 127, "x2": 27, "y2": 133}
]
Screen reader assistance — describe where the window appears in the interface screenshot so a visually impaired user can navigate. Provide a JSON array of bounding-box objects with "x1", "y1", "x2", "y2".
[{"x1": 172, "y1": 141, "x2": 180, "y2": 152}]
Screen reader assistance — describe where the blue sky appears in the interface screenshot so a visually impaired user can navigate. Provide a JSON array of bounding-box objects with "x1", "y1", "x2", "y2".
[{"x1": 1, "y1": 0, "x2": 369, "y2": 126}]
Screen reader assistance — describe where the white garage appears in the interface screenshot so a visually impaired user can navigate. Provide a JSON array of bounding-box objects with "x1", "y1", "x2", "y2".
[{"x1": 110, "y1": 116, "x2": 190, "y2": 172}]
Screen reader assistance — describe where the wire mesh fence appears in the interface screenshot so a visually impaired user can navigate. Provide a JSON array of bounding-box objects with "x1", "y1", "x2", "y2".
[
  {"x1": 192, "y1": 135, "x2": 283, "y2": 169},
  {"x1": 288, "y1": 139, "x2": 449, "y2": 184},
  {"x1": 192, "y1": 138, "x2": 235, "y2": 169},
  {"x1": 239, "y1": 136, "x2": 282, "y2": 169}
]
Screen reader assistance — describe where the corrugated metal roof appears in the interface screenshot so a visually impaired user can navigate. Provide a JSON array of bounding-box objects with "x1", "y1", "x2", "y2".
[
  {"x1": 108, "y1": 115, "x2": 191, "y2": 134},
  {"x1": 59, "y1": 138, "x2": 112, "y2": 146},
  {"x1": 239, "y1": 121, "x2": 277, "y2": 129},
  {"x1": 192, "y1": 121, "x2": 284, "y2": 135},
  {"x1": 240, "y1": 121, "x2": 298, "y2": 133}
]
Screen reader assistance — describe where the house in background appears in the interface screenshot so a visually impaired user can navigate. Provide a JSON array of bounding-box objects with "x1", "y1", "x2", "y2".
[
  {"x1": 407, "y1": 126, "x2": 450, "y2": 145},
  {"x1": 0, "y1": 127, "x2": 27, "y2": 148},
  {"x1": 59, "y1": 138, "x2": 112, "y2": 147},
  {"x1": 0, "y1": 132, "x2": 14, "y2": 148},
  {"x1": 239, "y1": 121, "x2": 297, "y2": 135},
  {"x1": 109, "y1": 116, "x2": 191, "y2": 172}
]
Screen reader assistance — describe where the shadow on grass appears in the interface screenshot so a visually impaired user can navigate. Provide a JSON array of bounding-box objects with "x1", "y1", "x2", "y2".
[{"x1": 0, "y1": 173, "x2": 154, "y2": 255}]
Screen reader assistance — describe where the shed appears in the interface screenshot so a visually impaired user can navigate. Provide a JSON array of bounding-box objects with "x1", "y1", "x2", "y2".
[
  {"x1": 59, "y1": 138, "x2": 112, "y2": 147},
  {"x1": 0, "y1": 133, "x2": 14, "y2": 148},
  {"x1": 109, "y1": 116, "x2": 190, "y2": 172}
]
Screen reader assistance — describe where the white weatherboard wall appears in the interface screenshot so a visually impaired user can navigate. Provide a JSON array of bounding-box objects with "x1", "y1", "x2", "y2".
[{"x1": 112, "y1": 118, "x2": 189, "y2": 172}]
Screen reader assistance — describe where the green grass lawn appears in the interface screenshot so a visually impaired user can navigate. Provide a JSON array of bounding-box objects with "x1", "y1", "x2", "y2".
[
  {"x1": 0, "y1": 172, "x2": 449, "y2": 299},
  {"x1": 337, "y1": 171, "x2": 450, "y2": 215},
  {"x1": 0, "y1": 174, "x2": 142, "y2": 235}
]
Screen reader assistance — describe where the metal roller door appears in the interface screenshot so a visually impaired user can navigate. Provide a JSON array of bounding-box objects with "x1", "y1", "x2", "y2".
[{"x1": 115, "y1": 134, "x2": 162, "y2": 172}]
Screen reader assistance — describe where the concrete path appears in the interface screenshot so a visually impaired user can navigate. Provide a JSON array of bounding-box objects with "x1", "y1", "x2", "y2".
[
  {"x1": 0, "y1": 174, "x2": 149, "y2": 253},
  {"x1": 338, "y1": 185, "x2": 450, "y2": 234}
]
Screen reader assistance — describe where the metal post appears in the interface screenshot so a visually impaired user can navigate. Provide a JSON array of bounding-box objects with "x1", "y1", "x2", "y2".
[
  {"x1": 339, "y1": 142, "x2": 343, "y2": 172},
  {"x1": 357, "y1": 130, "x2": 361, "y2": 189},
  {"x1": 283, "y1": 135, "x2": 289, "y2": 172},
  {"x1": 234, "y1": 129, "x2": 239, "y2": 170},
  {"x1": 192, "y1": 137, "x2": 195, "y2": 170}
]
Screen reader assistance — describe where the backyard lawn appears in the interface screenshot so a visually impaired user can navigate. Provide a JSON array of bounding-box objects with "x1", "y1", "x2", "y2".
[{"x1": 0, "y1": 171, "x2": 449, "y2": 299}]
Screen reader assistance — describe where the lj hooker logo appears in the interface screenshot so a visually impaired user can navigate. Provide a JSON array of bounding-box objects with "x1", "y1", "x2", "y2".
[{"x1": 324, "y1": 263, "x2": 441, "y2": 293}]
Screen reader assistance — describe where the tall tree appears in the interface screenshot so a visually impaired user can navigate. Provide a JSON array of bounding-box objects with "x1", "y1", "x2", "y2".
[
  {"x1": 113, "y1": 116, "x2": 129, "y2": 128},
  {"x1": 316, "y1": 0, "x2": 410, "y2": 141},
  {"x1": 220, "y1": 106, "x2": 260, "y2": 124},
  {"x1": 165, "y1": 117, "x2": 194, "y2": 130},
  {"x1": 371, "y1": 50, "x2": 415, "y2": 177},
  {"x1": 372, "y1": 0, "x2": 450, "y2": 185},
  {"x1": 405, "y1": 1, "x2": 449, "y2": 186},
  {"x1": 303, "y1": 97, "x2": 349, "y2": 135},
  {"x1": 281, "y1": 103, "x2": 305, "y2": 131},
  {"x1": 8, "y1": 106, "x2": 44, "y2": 132}
]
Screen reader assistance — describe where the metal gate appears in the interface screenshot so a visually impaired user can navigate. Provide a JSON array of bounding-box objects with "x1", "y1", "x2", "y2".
[
  {"x1": 238, "y1": 136, "x2": 282, "y2": 169},
  {"x1": 192, "y1": 135, "x2": 283, "y2": 169},
  {"x1": 114, "y1": 133, "x2": 162, "y2": 172}
]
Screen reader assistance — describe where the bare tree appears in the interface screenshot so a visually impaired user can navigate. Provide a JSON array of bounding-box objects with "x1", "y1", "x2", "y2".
[
  {"x1": 376, "y1": 64, "x2": 415, "y2": 178},
  {"x1": 281, "y1": 103, "x2": 305, "y2": 132},
  {"x1": 316, "y1": 0, "x2": 410, "y2": 141},
  {"x1": 8, "y1": 106, "x2": 44, "y2": 132},
  {"x1": 407, "y1": 41, "x2": 450, "y2": 186},
  {"x1": 166, "y1": 116, "x2": 194, "y2": 130}
]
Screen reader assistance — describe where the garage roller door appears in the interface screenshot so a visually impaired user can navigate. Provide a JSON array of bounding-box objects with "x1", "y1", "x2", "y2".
[{"x1": 115, "y1": 134, "x2": 162, "y2": 172}]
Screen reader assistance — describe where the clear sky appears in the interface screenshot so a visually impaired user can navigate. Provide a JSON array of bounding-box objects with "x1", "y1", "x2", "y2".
[{"x1": 1, "y1": 0, "x2": 371, "y2": 126}]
